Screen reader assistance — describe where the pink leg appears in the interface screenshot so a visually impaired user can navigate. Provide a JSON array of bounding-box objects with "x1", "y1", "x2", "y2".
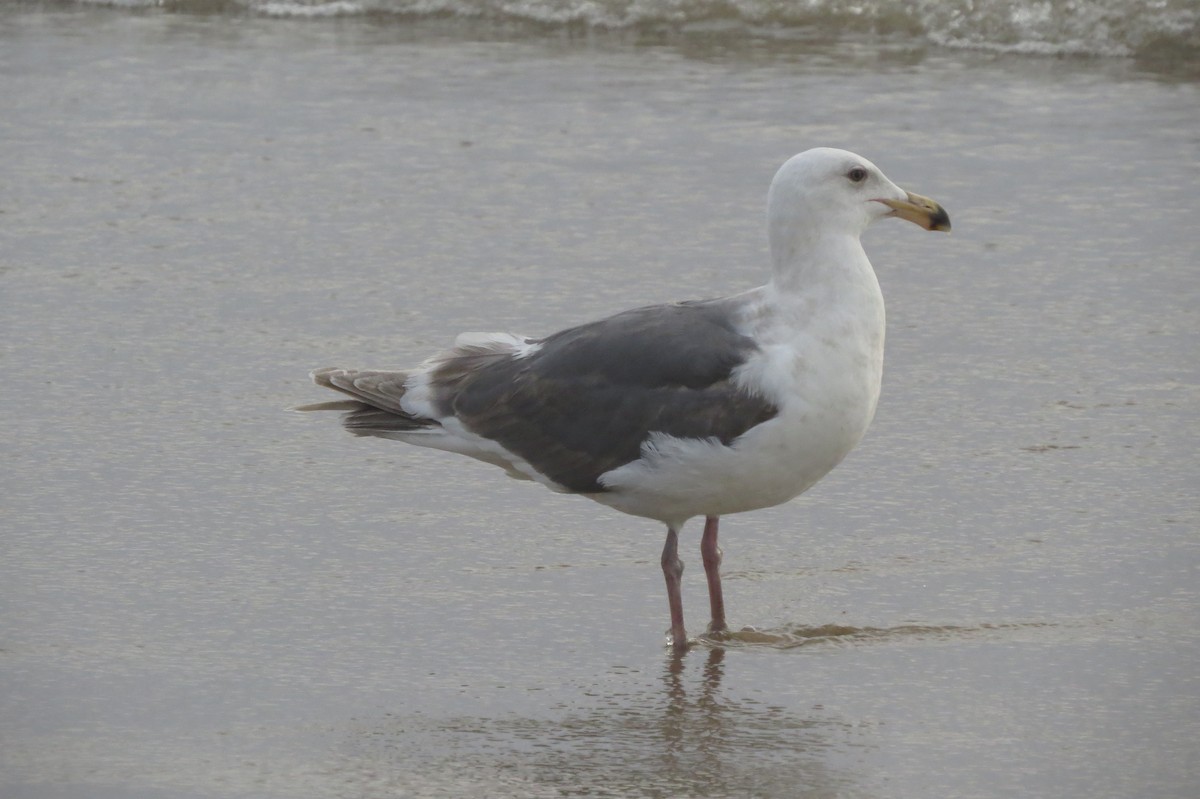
[
  {"x1": 701, "y1": 515, "x2": 727, "y2": 633},
  {"x1": 660, "y1": 525, "x2": 687, "y2": 646}
]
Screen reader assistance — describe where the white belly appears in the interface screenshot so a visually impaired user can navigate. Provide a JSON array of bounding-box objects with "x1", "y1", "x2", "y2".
[{"x1": 595, "y1": 336, "x2": 882, "y2": 527}]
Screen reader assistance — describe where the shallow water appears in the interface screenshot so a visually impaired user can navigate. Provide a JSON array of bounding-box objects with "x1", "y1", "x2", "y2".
[{"x1": 2, "y1": 6, "x2": 1198, "y2": 798}]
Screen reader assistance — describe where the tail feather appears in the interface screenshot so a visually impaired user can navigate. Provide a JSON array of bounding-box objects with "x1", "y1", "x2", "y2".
[
  {"x1": 311, "y1": 367, "x2": 409, "y2": 413},
  {"x1": 341, "y1": 405, "x2": 434, "y2": 436},
  {"x1": 310, "y1": 366, "x2": 438, "y2": 433}
]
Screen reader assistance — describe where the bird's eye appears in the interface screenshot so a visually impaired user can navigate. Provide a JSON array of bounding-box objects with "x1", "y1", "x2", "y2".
[{"x1": 847, "y1": 166, "x2": 869, "y2": 183}]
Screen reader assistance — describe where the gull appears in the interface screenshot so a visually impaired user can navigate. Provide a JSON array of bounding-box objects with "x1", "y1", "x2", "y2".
[{"x1": 308, "y1": 147, "x2": 950, "y2": 646}]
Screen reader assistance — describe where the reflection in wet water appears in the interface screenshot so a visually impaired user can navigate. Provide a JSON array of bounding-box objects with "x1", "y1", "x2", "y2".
[{"x1": 341, "y1": 648, "x2": 855, "y2": 798}]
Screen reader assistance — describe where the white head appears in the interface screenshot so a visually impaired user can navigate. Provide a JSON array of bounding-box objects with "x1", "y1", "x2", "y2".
[{"x1": 766, "y1": 147, "x2": 949, "y2": 271}]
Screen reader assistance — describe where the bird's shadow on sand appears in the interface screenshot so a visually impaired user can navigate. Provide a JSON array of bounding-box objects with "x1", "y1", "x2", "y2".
[{"x1": 691, "y1": 621, "x2": 1049, "y2": 650}]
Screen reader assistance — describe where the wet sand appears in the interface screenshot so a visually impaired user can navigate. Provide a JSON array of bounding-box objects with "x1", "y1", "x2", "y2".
[{"x1": 2, "y1": 7, "x2": 1198, "y2": 798}]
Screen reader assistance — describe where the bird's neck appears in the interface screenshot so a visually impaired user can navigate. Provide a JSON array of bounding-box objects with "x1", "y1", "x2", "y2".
[
  {"x1": 760, "y1": 228, "x2": 886, "y2": 376},
  {"x1": 769, "y1": 229, "x2": 874, "y2": 297},
  {"x1": 759, "y1": 228, "x2": 887, "y2": 440}
]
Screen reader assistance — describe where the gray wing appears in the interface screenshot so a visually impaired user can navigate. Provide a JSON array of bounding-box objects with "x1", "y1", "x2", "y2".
[{"x1": 433, "y1": 299, "x2": 778, "y2": 493}]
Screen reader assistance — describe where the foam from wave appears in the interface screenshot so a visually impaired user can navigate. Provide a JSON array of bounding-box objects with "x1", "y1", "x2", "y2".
[{"x1": 73, "y1": 0, "x2": 1200, "y2": 59}]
